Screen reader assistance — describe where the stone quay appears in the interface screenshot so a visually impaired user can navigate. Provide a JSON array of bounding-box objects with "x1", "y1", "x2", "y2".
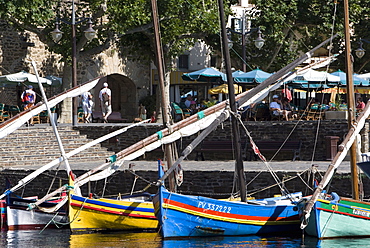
[{"x1": 1, "y1": 119, "x2": 369, "y2": 199}]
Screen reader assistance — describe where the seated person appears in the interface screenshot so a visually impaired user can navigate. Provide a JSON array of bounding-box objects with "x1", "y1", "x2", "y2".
[
  {"x1": 270, "y1": 95, "x2": 290, "y2": 120},
  {"x1": 281, "y1": 97, "x2": 296, "y2": 119},
  {"x1": 356, "y1": 97, "x2": 365, "y2": 112},
  {"x1": 206, "y1": 95, "x2": 219, "y2": 107}
]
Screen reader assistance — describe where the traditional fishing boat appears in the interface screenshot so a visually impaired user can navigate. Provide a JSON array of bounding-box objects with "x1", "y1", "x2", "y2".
[
  {"x1": 152, "y1": 0, "x2": 338, "y2": 238},
  {"x1": 299, "y1": 0, "x2": 370, "y2": 238},
  {"x1": 154, "y1": 163, "x2": 303, "y2": 237},
  {"x1": 68, "y1": 193, "x2": 158, "y2": 232},
  {"x1": 6, "y1": 196, "x2": 68, "y2": 230},
  {"x1": 299, "y1": 102, "x2": 370, "y2": 238}
]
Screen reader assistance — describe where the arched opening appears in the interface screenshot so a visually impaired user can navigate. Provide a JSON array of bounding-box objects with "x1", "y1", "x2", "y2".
[{"x1": 93, "y1": 74, "x2": 137, "y2": 121}]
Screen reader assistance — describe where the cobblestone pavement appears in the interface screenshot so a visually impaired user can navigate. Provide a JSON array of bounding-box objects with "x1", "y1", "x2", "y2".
[{"x1": 4, "y1": 159, "x2": 352, "y2": 173}]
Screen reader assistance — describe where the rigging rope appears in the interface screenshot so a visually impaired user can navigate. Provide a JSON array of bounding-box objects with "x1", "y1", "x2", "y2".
[{"x1": 230, "y1": 109, "x2": 291, "y2": 196}]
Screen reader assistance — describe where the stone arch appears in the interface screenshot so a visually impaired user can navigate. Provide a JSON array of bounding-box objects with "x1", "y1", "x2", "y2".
[{"x1": 93, "y1": 74, "x2": 137, "y2": 121}]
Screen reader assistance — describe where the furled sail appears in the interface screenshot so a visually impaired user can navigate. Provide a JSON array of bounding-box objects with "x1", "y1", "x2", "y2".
[
  {"x1": 0, "y1": 119, "x2": 151, "y2": 199},
  {"x1": 0, "y1": 77, "x2": 102, "y2": 139}
]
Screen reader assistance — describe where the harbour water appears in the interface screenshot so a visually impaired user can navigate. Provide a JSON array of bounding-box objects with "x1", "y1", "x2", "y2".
[{"x1": 2, "y1": 230, "x2": 370, "y2": 248}]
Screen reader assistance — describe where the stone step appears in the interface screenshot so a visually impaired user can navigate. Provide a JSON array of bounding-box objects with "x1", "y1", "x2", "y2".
[
  {"x1": 2, "y1": 142, "x2": 109, "y2": 148},
  {"x1": 0, "y1": 142, "x2": 107, "y2": 151},
  {"x1": 0, "y1": 156, "x2": 110, "y2": 167},
  {"x1": 3, "y1": 134, "x2": 88, "y2": 141},
  {"x1": 0, "y1": 125, "x2": 115, "y2": 167},
  {"x1": 1, "y1": 149, "x2": 111, "y2": 157}
]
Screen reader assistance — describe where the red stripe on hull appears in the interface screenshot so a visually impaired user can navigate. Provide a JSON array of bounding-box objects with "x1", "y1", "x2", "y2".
[
  {"x1": 317, "y1": 207, "x2": 370, "y2": 220},
  {"x1": 71, "y1": 203, "x2": 156, "y2": 219},
  {"x1": 165, "y1": 199, "x2": 298, "y2": 222}
]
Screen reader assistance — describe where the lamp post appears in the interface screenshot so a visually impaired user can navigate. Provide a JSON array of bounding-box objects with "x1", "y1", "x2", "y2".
[
  {"x1": 50, "y1": 0, "x2": 96, "y2": 126},
  {"x1": 355, "y1": 38, "x2": 370, "y2": 59},
  {"x1": 228, "y1": 12, "x2": 264, "y2": 72}
]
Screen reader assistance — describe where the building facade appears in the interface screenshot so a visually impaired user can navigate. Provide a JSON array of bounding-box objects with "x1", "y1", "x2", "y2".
[{"x1": 0, "y1": 20, "x2": 151, "y2": 122}]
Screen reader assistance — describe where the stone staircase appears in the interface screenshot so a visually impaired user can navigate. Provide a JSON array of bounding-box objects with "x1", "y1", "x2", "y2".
[{"x1": 0, "y1": 125, "x2": 115, "y2": 167}]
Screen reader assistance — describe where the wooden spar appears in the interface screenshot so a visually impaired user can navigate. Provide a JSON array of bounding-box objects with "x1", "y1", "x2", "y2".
[
  {"x1": 344, "y1": 0, "x2": 359, "y2": 200},
  {"x1": 150, "y1": 0, "x2": 176, "y2": 191},
  {"x1": 301, "y1": 100, "x2": 370, "y2": 229},
  {"x1": 31, "y1": 60, "x2": 72, "y2": 176},
  {"x1": 217, "y1": 0, "x2": 246, "y2": 201},
  {"x1": 157, "y1": 110, "x2": 229, "y2": 184}
]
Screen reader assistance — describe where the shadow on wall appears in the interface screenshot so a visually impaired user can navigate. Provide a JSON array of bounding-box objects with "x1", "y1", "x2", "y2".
[{"x1": 93, "y1": 74, "x2": 137, "y2": 121}]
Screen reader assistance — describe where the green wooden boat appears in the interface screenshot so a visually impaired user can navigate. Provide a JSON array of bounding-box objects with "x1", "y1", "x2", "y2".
[{"x1": 301, "y1": 192, "x2": 370, "y2": 238}]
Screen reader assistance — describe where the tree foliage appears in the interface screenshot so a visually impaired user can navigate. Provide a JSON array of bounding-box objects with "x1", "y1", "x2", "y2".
[
  {"x1": 232, "y1": 0, "x2": 370, "y2": 73},
  {"x1": 2, "y1": 0, "x2": 370, "y2": 76}
]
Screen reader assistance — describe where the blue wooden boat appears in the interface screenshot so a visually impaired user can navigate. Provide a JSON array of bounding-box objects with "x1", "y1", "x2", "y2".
[{"x1": 153, "y1": 164, "x2": 303, "y2": 238}]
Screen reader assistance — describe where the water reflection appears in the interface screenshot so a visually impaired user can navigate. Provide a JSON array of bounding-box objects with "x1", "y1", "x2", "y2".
[
  {"x1": 3, "y1": 229, "x2": 70, "y2": 248},
  {"x1": 70, "y1": 231, "x2": 161, "y2": 248},
  {"x1": 303, "y1": 236, "x2": 370, "y2": 248},
  {"x1": 3, "y1": 229, "x2": 370, "y2": 247}
]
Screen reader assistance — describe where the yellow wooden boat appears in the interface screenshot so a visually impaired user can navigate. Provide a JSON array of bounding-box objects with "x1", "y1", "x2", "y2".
[{"x1": 69, "y1": 193, "x2": 158, "y2": 232}]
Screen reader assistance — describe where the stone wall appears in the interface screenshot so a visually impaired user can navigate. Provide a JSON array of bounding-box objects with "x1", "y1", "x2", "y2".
[
  {"x1": 0, "y1": 20, "x2": 151, "y2": 122},
  {"x1": 75, "y1": 120, "x2": 370, "y2": 161},
  {"x1": 1, "y1": 169, "x2": 369, "y2": 200}
]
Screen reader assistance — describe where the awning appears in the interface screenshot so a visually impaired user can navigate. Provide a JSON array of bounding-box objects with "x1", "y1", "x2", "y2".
[
  {"x1": 208, "y1": 84, "x2": 242, "y2": 94},
  {"x1": 0, "y1": 71, "x2": 52, "y2": 87}
]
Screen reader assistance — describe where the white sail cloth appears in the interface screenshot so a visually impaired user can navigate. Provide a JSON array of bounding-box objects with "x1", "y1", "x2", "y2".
[
  {"x1": 75, "y1": 108, "x2": 229, "y2": 186},
  {"x1": 0, "y1": 77, "x2": 101, "y2": 139},
  {"x1": 0, "y1": 119, "x2": 150, "y2": 199}
]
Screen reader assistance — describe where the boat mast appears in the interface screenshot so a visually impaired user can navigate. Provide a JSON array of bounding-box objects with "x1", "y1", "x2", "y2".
[
  {"x1": 343, "y1": 0, "x2": 359, "y2": 200},
  {"x1": 150, "y1": 0, "x2": 176, "y2": 191},
  {"x1": 218, "y1": 0, "x2": 247, "y2": 202}
]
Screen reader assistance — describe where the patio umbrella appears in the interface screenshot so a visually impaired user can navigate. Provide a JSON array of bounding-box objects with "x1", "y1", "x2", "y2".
[
  {"x1": 330, "y1": 70, "x2": 369, "y2": 86},
  {"x1": 356, "y1": 72, "x2": 370, "y2": 81},
  {"x1": 208, "y1": 84, "x2": 242, "y2": 94},
  {"x1": 181, "y1": 67, "x2": 226, "y2": 83},
  {"x1": 288, "y1": 68, "x2": 339, "y2": 90},
  {"x1": 232, "y1": 70, "x2": 246, "y2": 78},
  {"x1": 45, "y1": 75, "x2": 63, "y2": 87},
  {"x1": 0, "y1": 71, "x2": 52, "y2": 87},
  {"x1": 233, "y1": 68, "x2": 272, "y2": 84},
  {"x1": 296, "y1": 68, "x2": 340, "y2": 83}
]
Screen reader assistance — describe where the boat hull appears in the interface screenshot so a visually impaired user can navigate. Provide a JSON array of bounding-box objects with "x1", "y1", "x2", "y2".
[
  {"x1": 1, "y1": 200, "x2": 6, "y2": 229},
  {"x1": 69, "y1": 194, "x2": 158, "y2": 232},
  {"x1": 7, "y1": 197, "x2": 67, "y2": 230},
  {"x1": 154, "y1": 188, "x2": 301, "y2": 238},
  {"x1": 303, "y1": 193, "x2": 370, "y2": 238}
]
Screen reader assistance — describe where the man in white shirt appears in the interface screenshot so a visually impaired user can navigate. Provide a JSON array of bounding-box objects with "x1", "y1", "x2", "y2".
[
  {"x1": 81, "y1": 91, "x2": 93, "y2": 123},
  {"x1": 269, "y1": 95, "x2": 289, "y2": 120},
  {"x1": 99, "y1": 82, "x2": 112, "y2": 123}
]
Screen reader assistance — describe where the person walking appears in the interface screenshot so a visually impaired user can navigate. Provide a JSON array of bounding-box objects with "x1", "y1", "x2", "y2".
[
  {"x1": 21, "y1": 85, "x2": 36, "y2": 126},
  {"x1": 99, "y1": 82, "x2": 112, "y2": 123},
  {"x1": 81, "y1": 91, "x2": 93, "y2": 123}
]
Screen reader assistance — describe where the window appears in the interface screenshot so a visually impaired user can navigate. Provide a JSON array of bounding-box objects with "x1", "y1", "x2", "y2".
[{"x1": 178, "y1": 55, "x2": 189, "y2": 69}]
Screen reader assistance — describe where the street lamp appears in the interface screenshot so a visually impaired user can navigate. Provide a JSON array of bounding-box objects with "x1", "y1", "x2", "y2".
[
  {"x1": 228, "y1": 13, "x2": 264, "y2": 72},
  {"x1": 50, "y1": 0, "x2": 96, "y2": 126},
  {"x1": 355, "y1": 38, "x2": 368, "y2": 59}
]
